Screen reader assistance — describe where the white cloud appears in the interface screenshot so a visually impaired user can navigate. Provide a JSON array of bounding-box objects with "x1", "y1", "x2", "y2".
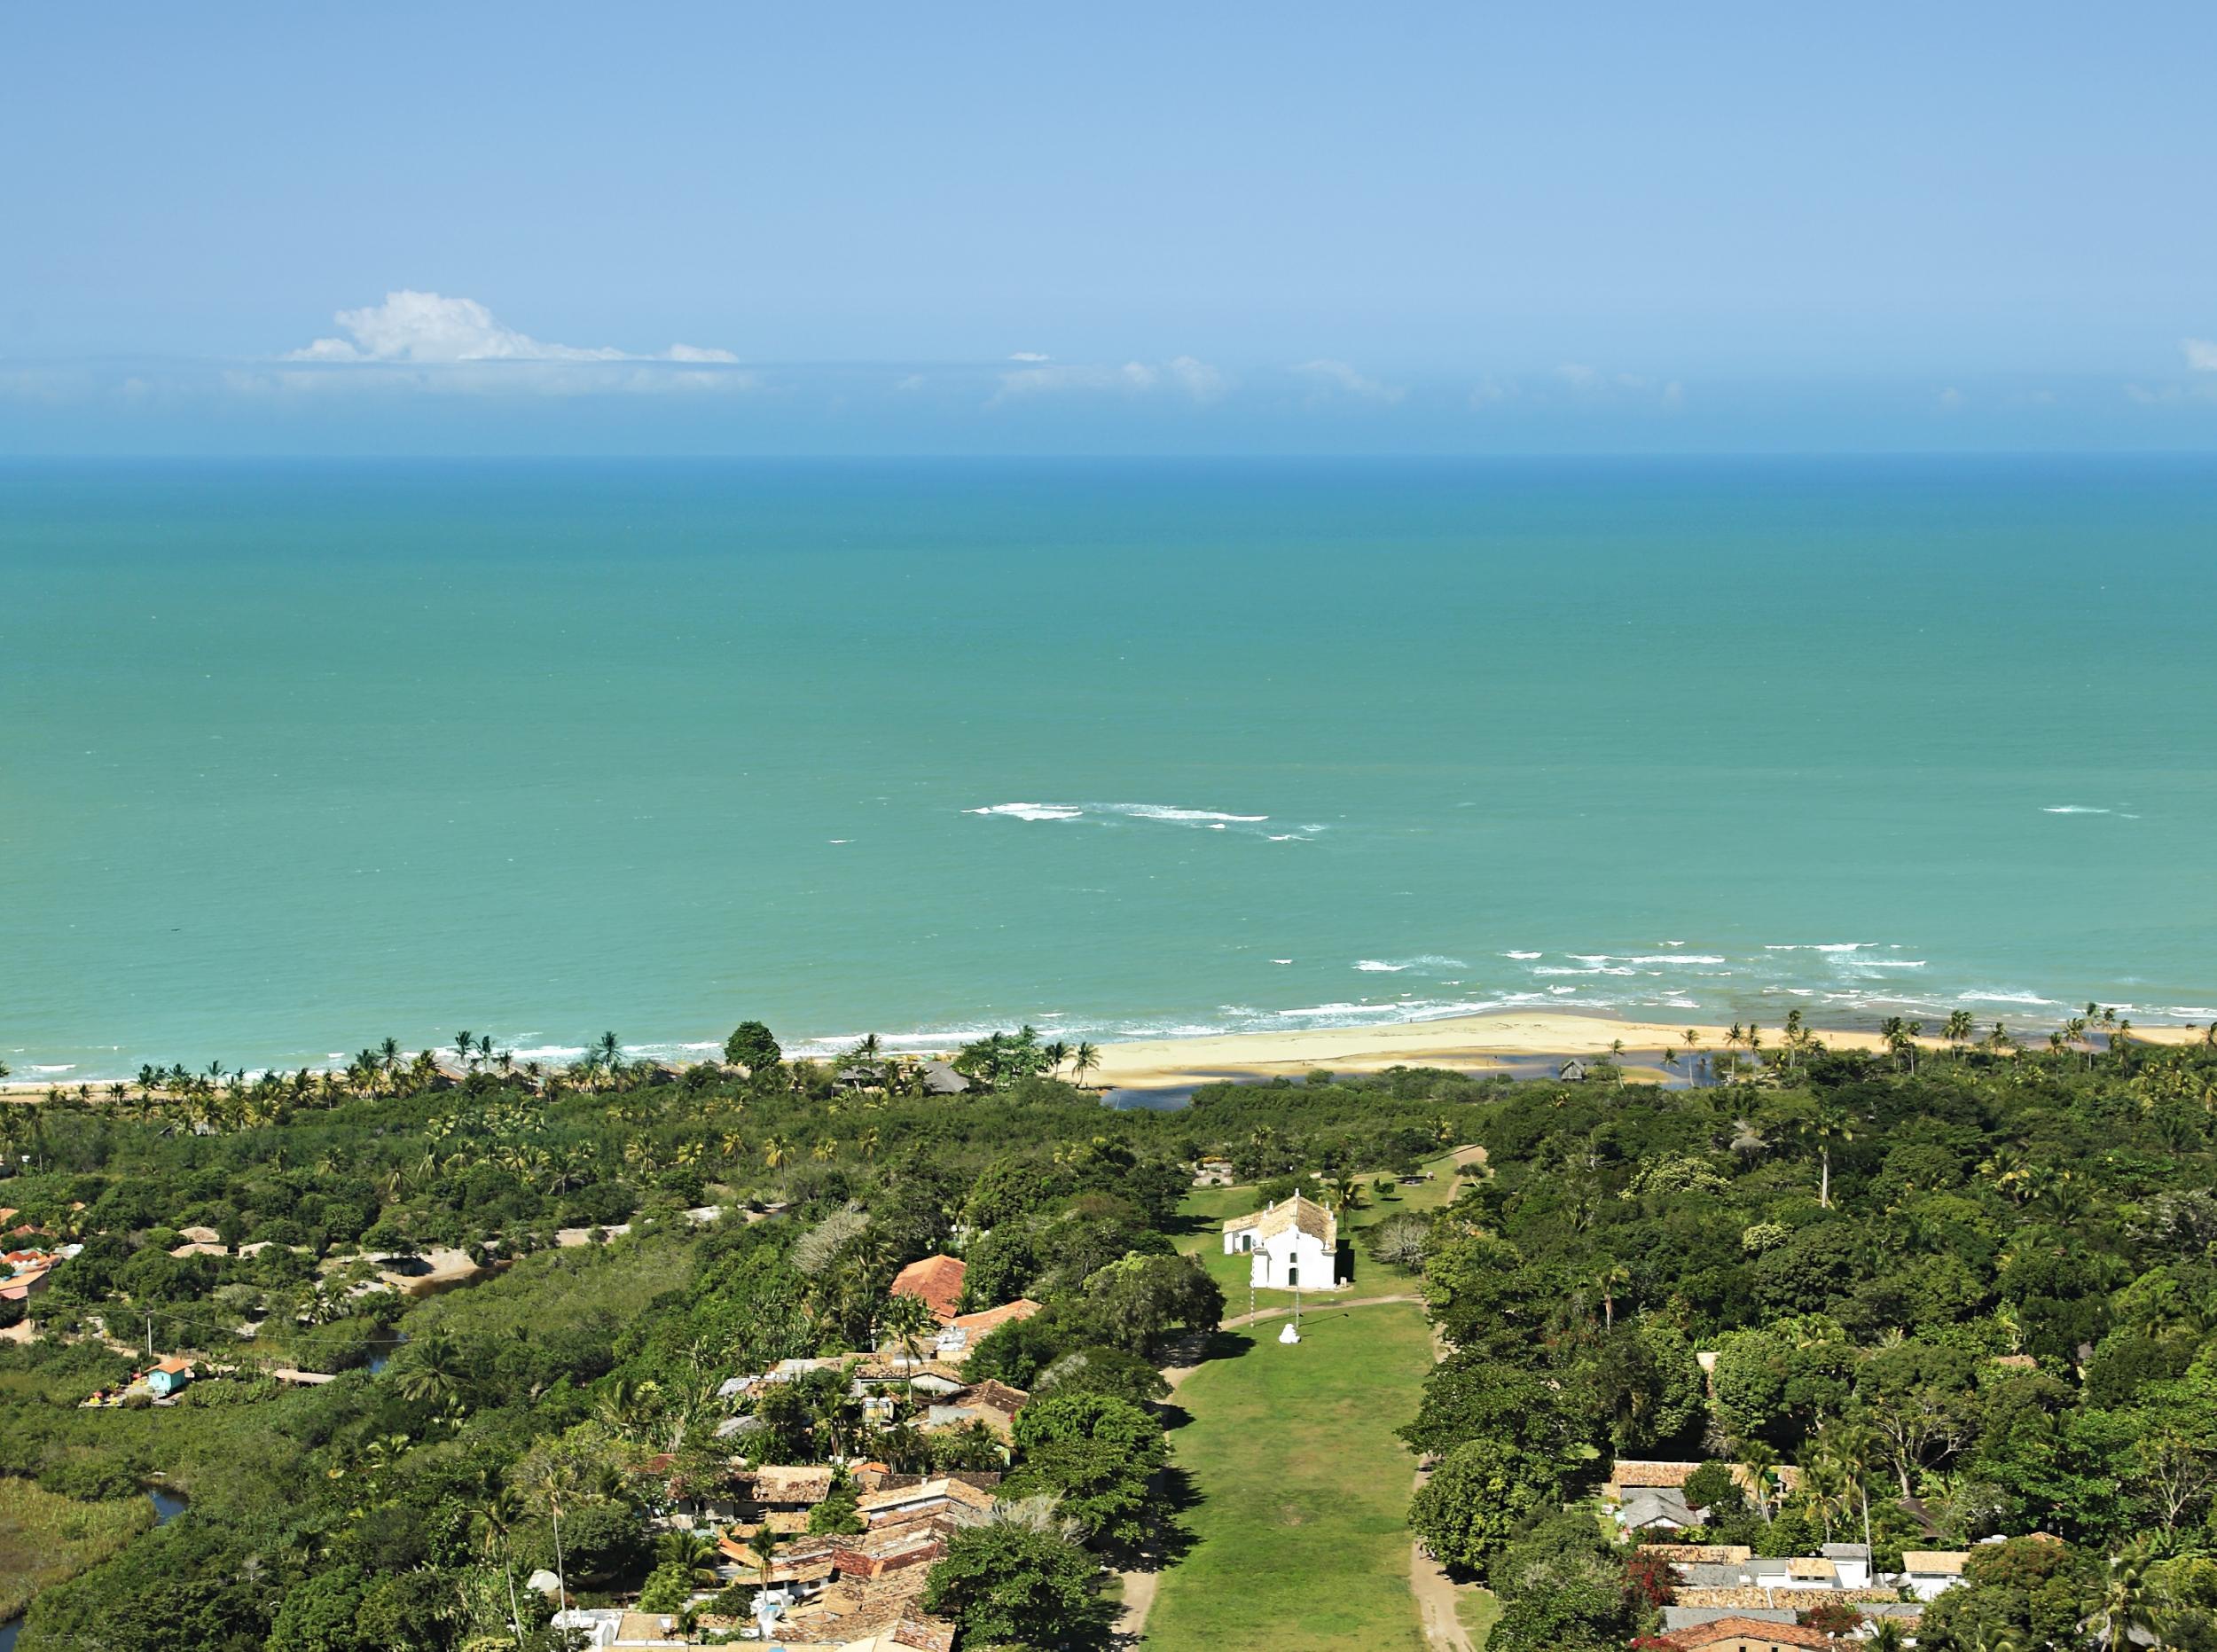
[
  {"x1": 1469, "y1": 377, "x2": 1519, "y2": 408},
  {"x1": 1164, "y1": 356, "x2": 1227, "y2": 402},
  {"x1": 1555, "y1": 363, "x2": 1601, "y2": 390},
  {"x1": 2186, "y1": 338, "x2": 2217, "y2": 372},
  {"x1": 1291, "y1": 359, "x2": 1405, "y2": 405},
  {"x1": 1008, "y1": 351, "x2": 1052, "y2": 363},
  {"x1": 286, "y1": 291, "x2": 739, "y2": 365},
  {"x1": 1937, "y1": 387, "x2": 1966, "y2": 411},
  {"x1": 992, "y1": 356, "x2": 1224, "y2": 405}
]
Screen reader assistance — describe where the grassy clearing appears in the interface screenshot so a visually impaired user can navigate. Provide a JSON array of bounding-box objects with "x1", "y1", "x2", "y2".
[
  {"x1": 1458, "y1": 1586, "x2": 1502, "y2": 1647},
  {"x1": 1143, "y1": 1301, "x2": 1435, "y2": 1652},
  {"x1": 0, "y1": 1476, "x2": 154, "y2": 1620}
]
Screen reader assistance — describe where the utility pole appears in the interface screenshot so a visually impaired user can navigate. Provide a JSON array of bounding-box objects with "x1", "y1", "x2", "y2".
[{"x1": 145, "y1": 1311, "x2": 154, "y2": 1358}]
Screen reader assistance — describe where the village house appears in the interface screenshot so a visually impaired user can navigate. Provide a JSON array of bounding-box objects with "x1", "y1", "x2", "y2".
[
  {"x1": 1900, "y1": 1548, "x2": 1971, "y2": 1600},
  {"x1": 919, "y1": 1378, "x2": 1028, "y2": 1442},
  {"x1": 888, "y1": 1255, "x2": 967, "y2": 1323},
  {"x1": 1657, "y1": 1617, "x2": 1837, "y2": 1651},
  {"x1": 145, "y1": 1356, "x2": 194, "y2": 1398},
  {"x1": 1221, "y1": 1192, "x2": 1341, "y2": 1291},
  {"x1": 932, "y1": 1297, "x2": 1041, "y2": 1359}
]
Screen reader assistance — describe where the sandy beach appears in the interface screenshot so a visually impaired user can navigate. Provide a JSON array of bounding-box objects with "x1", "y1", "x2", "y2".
[
  {"x1": 1083, "y1": 1009, "x2": 2205, "y2": 1092},
  {"x1": 3, "y1": 1009, "x2": 2202, "y2": 1103}
]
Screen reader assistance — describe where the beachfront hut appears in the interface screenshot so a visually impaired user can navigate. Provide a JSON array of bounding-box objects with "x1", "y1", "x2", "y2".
[
  {"x1": 919, "y1": 1061, "x2": 970, "y2": 1096},
  {"x1": 146, "y1": 1357, "x2": 193, "y2": 1397},
  {"x1": 1558, "y1": 1057, "x2": 1590, "y2": 1082}
]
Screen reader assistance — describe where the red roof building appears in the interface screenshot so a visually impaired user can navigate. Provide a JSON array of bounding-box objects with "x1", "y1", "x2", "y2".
[{"x1": 889, "y1": 1255, "x2": 967, "y2": 1323}]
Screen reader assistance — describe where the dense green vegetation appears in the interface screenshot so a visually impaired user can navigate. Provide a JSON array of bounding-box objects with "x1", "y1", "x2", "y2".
[
  {"x1": 2, "y1": 1018, "x2": 2213, "y2": 1648},
  {"x1": 0, "y1": 1027, "x2": 1491, "y2": 1649},
  {"x1": 0, "y1": 1476, "x2": 154, "y2": 1621},
  {"x1": 1404, "y1": 1030, "x2": 2217, "y2": 1649}
]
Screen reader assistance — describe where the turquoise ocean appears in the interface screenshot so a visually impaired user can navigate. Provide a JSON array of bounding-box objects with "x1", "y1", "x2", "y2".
[{"x1": 5, "y1": 457, "x2": 2214, "y2": 1081}]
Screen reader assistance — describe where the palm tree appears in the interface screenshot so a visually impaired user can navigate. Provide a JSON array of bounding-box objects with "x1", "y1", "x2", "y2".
[
  {"x1": 655, "y1": 1528, "x2": 725, "y2": 1589},
  {"x1": 2085, "y1": 1544, "x2": 2158, "y2": 1652},
  {"x1": 763, "y1": 1136, "x2": 791, "y2": 1170},
  {"x1": 1681, "y1": 1028, "x2": 1704, "y2": 1085},
  {"x1": 396, "y1": 1332, "x2": 467, "y2": 1408},
  {"x1": 1864, "y1": 1620, "x2": 1909, "y2": 1652},
  {"x1": 1042, "y1": 1039, "x2": 1071, "y2": 1079},
  {"x1": 1323, "y1": 1170, "x2": 1365, "y2": 1221},
  {"x1": 749, "y1": 1520, "x2": 787, "y2": 1603},
  {"x1": 453, "y1": 1031, "x2": 474, "y2": 1069},
  {"x1": 1800, "y1": 1105, "x2": 1854, "y2": 1208},
  {"x1": 1070, "y1": 1042, "x2": 1101, "y2": 1090},
  {"x1": 1592, "y1": 1260, "x2": 1630, "y2": 1332},
  {"x1": 1944, "y1": 1010, "x2": 1975, "y2": 1054},
  {"x1": 877, "y1": 1289, "x2": 938, "y2": 1368},
  {"x1": 471, "y1": 1484, "x2": 529, "y2": 1648},
  {"x1": 1662, "y1": 1047, "x2": 1681, "y2": 1084},
  {"x1": 1735, "y1": 1438, "x2": 1781, "y2": 1520}
]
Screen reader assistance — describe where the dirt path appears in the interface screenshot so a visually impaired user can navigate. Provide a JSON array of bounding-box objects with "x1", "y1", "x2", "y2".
[
  {"x1": 1407, "y1": 1316, "x2": 1479, "y2": 1651},
  {"x1": 1108, "y1": 1292, "x2": 1428, "y2": 1646}
]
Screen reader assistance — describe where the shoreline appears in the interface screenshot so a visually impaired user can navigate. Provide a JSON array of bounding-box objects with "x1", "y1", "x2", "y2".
[
  {"x1": 1082, "y1": 1007, "x2": 2203, "y2": 1092},
  {"x1": 4, "y1": 1006, "x2": 2202, "y2": 1101}
]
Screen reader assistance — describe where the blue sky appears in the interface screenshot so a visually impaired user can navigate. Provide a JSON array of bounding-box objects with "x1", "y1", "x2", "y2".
[{"x1": 6, "y1": 2, "x2": 2216, "y2": 453}]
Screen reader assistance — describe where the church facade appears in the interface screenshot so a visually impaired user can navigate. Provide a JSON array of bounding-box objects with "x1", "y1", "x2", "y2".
[{"x1": 1222, "y1": 1191, "x2": 1342, "y2": 1290}]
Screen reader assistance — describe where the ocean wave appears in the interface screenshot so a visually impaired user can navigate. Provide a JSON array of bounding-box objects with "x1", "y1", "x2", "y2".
[
  {"x1": 1535, "y1": 965, "x2": 1636, "y2": 977},
  {"x1": 966, "y1": 800, "x2": 1290, "y2": 833},
  {"x1": 1275, "y1": 1001, "x2": 1421, "y2": 1019},
  {"x1": 1765, "y1": 942, "x2": 1872, "y2": 952},
  {"x1": 1107, "y1": 803, "x2": 1269, "y2": 824},
  {"x1": 1354, "y1": 960, "x2": 1406, "y2": 973},
  {"x1": 1572, "y1": 952, "x2": 1726, "y2": 966},
  {"x1": 966, "y1": 803, "x2": 1084, "y2": 821},
  {"x1": 1502, "y1": 951, "x2": 1542, "y2": 960},
  {"x1": 1955, "y1": 991, "x2": 2060, "y2": 1007},
  {"x1": 1354, "y1": 954, "x2": 1469, "y2": 974},
  {"x1": 1851, "y1": 959, "x2": 1928, "y2": 969},
  {"x1": 2042, "y1": 805, "x2": 2111, "y2": 815}
]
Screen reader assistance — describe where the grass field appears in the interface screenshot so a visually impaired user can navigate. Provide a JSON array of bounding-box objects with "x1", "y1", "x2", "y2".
[
  {"x1": 1458, "y1": 1586, "x2": 1502, "y2": 1647},
  {"x1": 1142, "y1": 1301, "x2": 1435, "y2": 1651},
  {"x1": 0, "y1": 1476, "x2": 155, "y2": 1621},
  {"x1": 1172, "y1": 1148, "x2": 1473, "y2": 1309}
]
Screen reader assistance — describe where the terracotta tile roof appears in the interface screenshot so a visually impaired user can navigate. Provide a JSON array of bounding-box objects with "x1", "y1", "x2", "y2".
[
  {"x1": 1902, "y1": 1549, "x2": 1969, "y2": 1574},
  {"x1": 1222, "y1": 1192, "x2": 1336, "y2": 1246},
  {"x1": 741, "y1": 1465, "x2": 838, "y2": 1504},
  {"x1": 1641, "y1": 1544, "x2": 1755, "y2": 1564},
  {"x1": 962, "y1": 1379, "x2": 1029, "y2": 1416},
  {"x1": 1786, "y1": 1556, "x2": 1836, "y2": 1579},
  {"x1": 890, "y1": 1256, "x2": 967, "y2": 1322},
  {"x1": 947, "y1": 1297, "x2": 1041, "y2": 1335},
  {"x1": 1674, "y1": 1587, "x2": 1896, "y2": 1610},
  {"x1": 154, "y1": 1356, "x2": 192, "y2": 1374},
  {"x1": 1608, "y1": 1460, "x2": 1800, "y2": 1498},
  {"x1": 1665, "y1": 1617, "x2": 1839, "y2": 1649},
  {"x1": 855, "y1": 1476, "x2": 998, "y2": 1520}
]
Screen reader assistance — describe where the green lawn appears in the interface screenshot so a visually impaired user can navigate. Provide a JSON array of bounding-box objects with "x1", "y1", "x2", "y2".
[
  {"x1": 1458, "y1": 1586, "x2": 1502, "y2": 1648},
  {"x1": 1143, "y1": 1301, "x2": 1435, "y2": 1651},
  {"x1": 1174, "y1": 1150, "x2": 1471, "y2": 1310}
]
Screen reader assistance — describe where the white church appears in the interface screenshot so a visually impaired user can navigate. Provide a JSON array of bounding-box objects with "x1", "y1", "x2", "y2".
[{"x1": 1222, "y1": 1192, "x2": 1343, "y2": 1290}]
